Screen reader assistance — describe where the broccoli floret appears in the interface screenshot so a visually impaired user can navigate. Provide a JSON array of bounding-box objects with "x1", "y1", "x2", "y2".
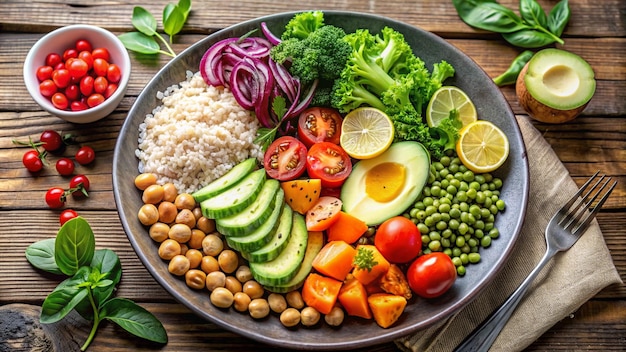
[{"x1": 281, "y1": 11, "x2": 324, "y2": 40}]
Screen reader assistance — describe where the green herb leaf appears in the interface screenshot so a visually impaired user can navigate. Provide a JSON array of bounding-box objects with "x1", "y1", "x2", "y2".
[
  {"x1": 452, "y1": 0, "x2": 526, "y2": 33},
  {"x1": 40, "y1": 267, "x2": 91, "y2": 323},
  {"x1": 131, "y1": 6, "x2": 157, "y2": 36},
  {"x1": 163, "y1": 4, "x2": 185, "y2": 38},
  {"x1": 177, "y1": 0, "x2": 192, "y2": 21},
  {"x1": 548, "y1": 0, "x2": 571, "y2": 37},
  {"x1": 25, "y1": 238, "x2": 63, "y2": 275},
  {"x1": 502, "y1": 28, "x2": 557, "y2": 48},
  {"x1": 101, "y1": 298, "x2": 168, "y2": 344},
  {"x1": 254, "y1": 127, "x2": 278, "y2": 151},
  {"x1": 519, "y1": 0, "x2": 547, "y2": 28},
  {"x1": 118, "y1": 32, "x2": 161, "y2": 54},
  {"x1": 55, "y1": 217, "x2": 95, "y2": 276},
  {"x1": 353, "y1": 247, "x2": 378, "y2": 272},
  {"x1": 493, "y1": 50, "x2": 534, "y2": 86},
  {"x1": 90, "y1": 249, "x2": 121, "y2": 306}
]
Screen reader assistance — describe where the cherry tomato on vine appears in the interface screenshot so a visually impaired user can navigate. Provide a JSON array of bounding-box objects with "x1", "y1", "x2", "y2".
[
  {"x1": 59, "y1": 209, "x2": 79, "y2": 226},
  {"x1": 39, "y1": 130, "x2": 63, "y2": 152},
  {"x1": 45, "y1": 187, "x2": 66, "y2": 209},
  {"x1": 407, "y1": 252, "x2": 457, "y2": 299},
  {"x1": 22, "y1": 150, "x2": 44, "y2": 172},
  {"x1": 375, "y1": 216, "x2": 422, "y2": 263},
  {"x1": 55, "y1": 157, "x2": 75, "y2": 176},
  {"x1": 75, "y1": 146, "x2": 95, "y2": 165},
  {"x1": 306, "y1": 142, "x2": 352, "y2": 188},
  {"x1": 69, "y1": 174, "x2": 90, "y2": 198},
  {"x1": 297, "y1": 107, "x2": 343, "y2": 148},
  {"x1": 263, "y1": 136, "x2": 307, "y2": 181}
]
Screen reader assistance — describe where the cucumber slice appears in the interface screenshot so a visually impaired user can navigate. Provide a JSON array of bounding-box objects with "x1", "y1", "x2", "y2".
[
  {"x1": 249, "y1": 212, "x2": 308, "y2": 286},
  {"x1": 192, "y1": 158, "x2": 258, "y2": 203},
  {"x1": 241, "y1": 203, "x2": 293, "y2": 263},
  {"x1": 225, "y1": 191, "x2": 286, "y2": 253},
  {"x1": 200, "y1": 169, "x2": 266, "y2": 219},
  {"x1": 216, "y1": 179, "x2": 281, "y2": 237},
  {"x1": 263, "y1": 230, "x2": 324, "y2": 293}
]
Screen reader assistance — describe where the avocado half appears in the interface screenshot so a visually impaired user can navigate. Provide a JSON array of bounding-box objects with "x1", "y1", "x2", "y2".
[{"x1": 516, "y1": 48, "x2": 596, "y2": 124}]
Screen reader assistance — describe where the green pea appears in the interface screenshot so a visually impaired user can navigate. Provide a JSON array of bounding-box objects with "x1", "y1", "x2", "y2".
[
  {"x1": 469, "y1": 181, "x2": 480, "y2": 190},
  {"x1": 421, "y1": 235, "x2": 430, "y2": 244},
  {"x1": 452, "y1": 257, "x2": 463, "y2": 267},
  {"x1": 443, "y1": 248, "x2": 452, "y2": 256},
  {"x1": 456, "y1": 236, "x2": 466, "y2": 247},
  {"x1": 428, "y1": 240, "x2": 442, "y2": 251},
  {"x1": 468, "y1": 238, "x2": 478, "y2": 247},
  {"x1": 449, "y1": 163, "x2": 459, "y2": 173},
  {"x1": 449, "y1": 208, "x2": 461, "y2": 219},
  {"x1": 414, "y1": 201, "x2": 425, "y2": 210},
  {"x1": 492, "y1": 177, "x2": 502, "y2": 189},
  {"x1": 440, "y1": 156, "x2": 451, "y2": 166},
  {"x1": 456, "y1": 190, "x2": 468, "y2": 202},
  {"x1": 459, "y1": 202, "x2": 469, "y2": 212},
  {"x1": 441, "y1": 213, "x2": 451, "y2": 222},
  {"x1": 483, "y1": 197, "x2": 493, "y2": 208},
  {"x1": 466, "y1": 188, "x2": 477, "y2": 200},
  {"x1": 418, "y1": 223, "x2": 430, "y2": 234},
  {"x1": 433, "y1": 161, "x2": 444, "y2": 171},
  {"x1": 474, "y1": 220, "x2": 485, "y2": 230},
  {"x1": 440, "y1": 179, "x2": 450, "y2": 189},
  {"x1": 436, "y1": 221, "x2": 448, "y2": 231},
  {"x1": 459, "y1": 182, "x2": 469, "y2": 192},
  {"x1": 452, "y1": 247, "x2": 462, "y2": 257},
  {"x1": 442, "y1": 229, "x2": 453, "y2": 238},
  {"x1": 460, "y1": 253, "x2": 469, "y2": 264},
  {"x1": 423, "y1": 197, "x2": 434, "y2": 207},
  {"x1": 457, "y1": 265, "x2": 466, "y2": 276},
  {"x1": 416, "y1": 210, "x2": 427, "y2": 221},
  {"x1": 489, "y1": 228, "x2": 500, "y2": 239},
  {"x1": 481, "y1": 183, "x2": 489, "y2": 191},
  {"x1": 474, "y1": 175, "x2": 486, "y2": 184},
  {"x1": 476, "y1": 192, "x2": 486, "y2": 204},
  {"x1": 424, "y1": 216, "x2": 435, "y2": 227},
  {"x1": 425, "y1": 205, "x2": 437, "y2": 216},
  {"x1": 409, "y1": 208, "x2": 419, "y2": 218},
  {"x1": 481, "y1": 236, "x2": 492, "y2": 247},
  {"x1": 458, "y1": 223, "x2": 469, "y2": 235},
  {"x1": 449, "y1": 219, "x2": 460, "y2": 230},
  {"x1": 496, "y1": 199, "x2": 506, "y2": 211},
  {"x1": 468, "y1": 253, "x2": 481, "y2": 264},
  {"x1": 431, "y1": 185, "x2": 441, "y2": 196}
]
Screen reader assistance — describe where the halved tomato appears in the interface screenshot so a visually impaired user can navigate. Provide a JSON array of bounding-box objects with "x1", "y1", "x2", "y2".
[
  {"x1": 297, "y1": 107, "x2": 343, "y2": 147},
  {"x1": 306, "y1": 142, "x2": 352, "y2": 188},
  {"x1": 263, "y1": 136, "x2": 307, "y2": 181}
]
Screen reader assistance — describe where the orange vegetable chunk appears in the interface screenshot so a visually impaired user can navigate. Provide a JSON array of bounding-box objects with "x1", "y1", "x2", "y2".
[
  {"x1": 305, "y1": 196, "x2": 342, "y2": 231},
  {"x1": 312, "y1": 240, "x2": 357, "y2": 281},
  {"x1": 302, "y1": 273, "x2": 342, "y2": 315},
  {"x1": 326, "y1": 211, "x2": 368, "y2": 244},
  {"x1": 338, "y1": 278, "x2": 372, "y2": 319},
  {"x1": 352, "y1": 244, "x2": 391, "y2": 285},
  {"x1": 281, "y1": 178, "x2": 322, "y2": 214},
  {"x1": 367, "y1": 293, "x2": 407, "y2": 328}
]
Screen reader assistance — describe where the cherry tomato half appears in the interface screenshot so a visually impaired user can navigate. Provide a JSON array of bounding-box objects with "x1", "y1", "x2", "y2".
[
  {"x1": 375, "y1": 216, "x2": 422, "y2": 263},
  {"x1": 407, "y1": 252, "x2": 457, "y2": 298},
  {"x1": 263, "y1": 136, "x2": 307, "y2": 181},
  {"x1": 56, "y1": 157, "x2": 75, "y2": 176},
  {"x1": 22, "y1": 150, "x2": 44, "y2": 172},
  {"x1": 75, "y1": 146, "x2": 95, "y2": 165},
  {"x1": 306, "y1": 142, "x2": 352, "y2": 188},
  {"x1": 297, "y1": 107, "x2": 343, "y2": 148},
  {"x1": 305, "y1": 196, "x2": 342, "y2": 231},
  {"x1": 39, "y1": 130, "x2": 63, "y2": 152},
  {"x1": 45, "y1": 187, "x2": 66, "y2": 209},
  {"x1": 60, "y1": 209, "x2": 79, "y2": 226}
]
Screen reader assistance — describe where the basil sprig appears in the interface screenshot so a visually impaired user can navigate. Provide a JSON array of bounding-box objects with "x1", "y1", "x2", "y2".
[
  {"x1": 452, "y1": 0, "x2": 570, "y2": 48},
  {"x1": 493, "y1": 50, "x2": 534, "y2": 86},
  {"x1": 119, "y1": 0, "x2": 191, "y2": 57},
  {"x1": 26, "y1": 217, "x2": 167, "y2": 350}
]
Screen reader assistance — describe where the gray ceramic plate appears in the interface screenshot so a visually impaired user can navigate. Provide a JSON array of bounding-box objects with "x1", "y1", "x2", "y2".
[{"x1": 113, "y1": 11, "x2": 529, "y2": 350}]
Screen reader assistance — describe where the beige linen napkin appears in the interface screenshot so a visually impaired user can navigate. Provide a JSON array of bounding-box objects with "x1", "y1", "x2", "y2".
[{"x1": 395, "y1": 115, "x2": 622, "y2": 352}]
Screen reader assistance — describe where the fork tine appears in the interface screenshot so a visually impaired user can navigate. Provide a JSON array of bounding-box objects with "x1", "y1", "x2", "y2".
[
  {"x1": 560, "y1": 172, "x2": 605, "y2": 228},
  {"x1": 570, "y1": 177, "x2": 616, "y2": 234}
]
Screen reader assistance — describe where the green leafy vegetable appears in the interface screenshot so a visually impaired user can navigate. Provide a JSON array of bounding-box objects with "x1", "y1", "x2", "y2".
[
  {"x1": 255, "y1": 96, "x2": 288, "y2": 151},
  {"x1": 119, "y1": 0, "x2": 192, "y2": 57},
  {"x1": 280, "y1": 10, "x2": 325, "y2": 40},
  {"x1": 493, "y1": 50, "x2": 534, "y2": 86},
  {"x1": 25, "y1": 217, "x2": 167, "y2": 350}
]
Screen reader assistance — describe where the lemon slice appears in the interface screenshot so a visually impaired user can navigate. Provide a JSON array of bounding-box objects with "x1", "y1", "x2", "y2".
[
  {"x1": 456, "y1": 120, "x2": 509, "y2": 173},
  {"x1": 340, "y1": 107, "x2": 394, "y2": 159},
  {"x1": 426, "y1": 86, "x2": 478, "y2": 128}
]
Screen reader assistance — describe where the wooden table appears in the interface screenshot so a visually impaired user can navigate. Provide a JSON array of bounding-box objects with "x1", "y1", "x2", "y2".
[{"x1": 1, "y1": 1, "x2": 624, "y2": 351}]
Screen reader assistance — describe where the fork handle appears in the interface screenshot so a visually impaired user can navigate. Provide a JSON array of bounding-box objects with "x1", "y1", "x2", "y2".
[{"x1": 454, "y1": 248, "x2": 557, "y2": 352}]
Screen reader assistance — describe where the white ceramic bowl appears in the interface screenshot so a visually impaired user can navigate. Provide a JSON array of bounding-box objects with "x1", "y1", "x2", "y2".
[{"x1": 23, "y1": 24, "x2": 131, "y2": 124}]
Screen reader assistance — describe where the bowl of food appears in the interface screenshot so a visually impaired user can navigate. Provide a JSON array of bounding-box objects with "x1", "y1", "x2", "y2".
[
  {"x1": 113, "y1": 11, "x2": 529, "y2": 350},
  {"x1": 23, "y1": 24, "x2": 131, "y2": 124}
]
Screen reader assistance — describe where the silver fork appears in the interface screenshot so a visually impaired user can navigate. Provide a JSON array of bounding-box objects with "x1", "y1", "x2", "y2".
[{"x1": 454, "y1": 171, "x2": 617, "y2": 352}]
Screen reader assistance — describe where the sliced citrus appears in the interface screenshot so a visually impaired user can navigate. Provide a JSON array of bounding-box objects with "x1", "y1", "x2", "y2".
[
  {"x1": 456, "y1": 120, "x2": 509, "y2": 173},
  {"x1": 340, "y1": 107, "x2": 394, "y2": 159},
  {"x1": 426, "y1": 86, "x2": 478, "y2": 128}
]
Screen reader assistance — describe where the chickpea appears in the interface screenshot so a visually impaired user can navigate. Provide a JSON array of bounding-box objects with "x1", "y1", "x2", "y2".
[
  {"x1": 268, "y1": 293, "x2": 287, "y2": 313},
  {"x1": 175, "y1": 193, "x2": 196, "y2": 210},
  {"x1": 162, "y1": 182, "x2": 178, "y2": 202},
  {"x1": 285, "y1": 291, "x2": 305, "y2": 309},
  {"x1": 187, "y1": 229, "x2": 206, "y2": 249},
  {"x1": 235, "y1": 265, "x2": 253, "y2": 283},
  {"x1": 158, "y1": 239, "x2": 181, "y2": 260},
  {"x1": 192, "y1": 207, "x2": 203, "y2": 220},
  {"x1": 233, "y1": 292, "x2": 251, "y2": 312},
  {"x1": 185, "y1": 249, "x2": 203, "y2": 268},
  {"x1": 248, "y1": 298, "x2": 270, "y2": 319},
  {"x1": 134, "y1": 173, "x2": 157, "y2": 190},
  {"x1": 196, "y1": 217, "x2": 216, "y2": 234},
  {"x1": 142, "y1": 184, "x2": 164, "y2": 204},
  {"x1": 168, "y1": 223, "x2": 191, "y2": 243},
  {"x1": 280, "y1": 308, "x2": 301, "y2": 327},
  {"x1": 200, "y1": 255, "x2": 220, "y2": 274},
  {"x1": 138, "y1": 204, "x2": 159, "y2": 226},
  {"x1": 324, "y1": 306, "x2": 345, "y2": 327},
  {"x1": 218, "y1": 249, "x2": 239, "y2": 273},
  {"x1": 205, "y1": 271, "x2": 226, "y2": 291},
  {"x1": 224, "y1": 276, "x2": 243, "y2": 294},
  {"x1": 300, "y1": 307, "x2": 321, "y2": 327},
  {"x1": 157, "y1": 201, "x2": 178, "y2": 224},
  {"x1": 202, "y1": 234, "x2": 223, "y2": 256},
  {"x1": 168, "y1": 255, "x2": 190, "y2": 276},
  {"x1": 210, "y1": 287, "x2": 234, "y2": 308},
  {"x1": 242, "y1": 280, "x2": 264, "y2": 300},
  {"x1": 179, "y1": 243, "x2": 188, "y2": 255},
  {"x1": 149, "y1": 222, "x2": 170, "y2": 242},
  {"x1": 175, "y1": 208, "x2": 196, "y2": 228},
  {"x1": 185, "y1": 269, "x2": 207, "y2": 290}
]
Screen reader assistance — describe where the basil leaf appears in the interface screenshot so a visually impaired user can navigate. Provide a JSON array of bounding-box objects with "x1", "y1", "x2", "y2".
[
  {"x1": 493, "y1": 50, "x2": 534, "y2": 86},
  {"x1": 548, "y1": 0, "x2": 571, "y2": 37},
  {"x1": 502, "y1": 29, "x2": 557, "y2": 48},
  {"x1": 40, "y1": 267, "x2": 90, "y2": 323},
  {"x1": 25, "y1": 238, "x2": 63, "y2": 275},
  {"x1": 131, "y1": 6, "x2": 157, "y2": 36},
  {"x1": 519, "y1": 0, "x2": 547, "y2": 28},
  {"x1": 177, "y1": 0, "x2": 191, "y2": 21},
  {"x1": 101, "y1": 298, "x2": 168, "y2": 343},
  {"x1": 453, "y1": 1, "x2": 526, "y2": 33},
  {"x1": 55, "y1": 217, "x2": 95, "y2": 276},
  {"x1": 163, "y1": 5, "x2": 185, "y2": 37},
  {"x1": 118, "y1": 32, "x2": 161, "y2": 54},
  {"x1": 90, "y1": 249, "x2": 121, "y2": 306}
]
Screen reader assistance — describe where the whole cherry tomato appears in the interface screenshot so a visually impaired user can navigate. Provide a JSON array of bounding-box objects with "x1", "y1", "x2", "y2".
[
  {"x1": 51, "y1": 68, "x2": 71, "y2": 88},
  {"x1": 59, "y1": 209, "x2": 79, "y2": 226},
  {"x1": 22, "y1": 150, "x2": 44, "y2": 172},
  {"x1": 297, "y1": 107, "x2": 343, "y2": 147},
  {"x1": 67, "y1": 58, "x2": 89, "y2": 79},
  {"x1": 306, "y1": 142, "x2": 352, "y2": 188},
  {"x1": 45, "y1": 187, "x2": 66, "y2": 209},
  {"x1": 69, "y1": 174, "x2": 90, "y2": 198},
  {"x1": 45, "y1": 53, "x2": 62, "y2": 67},
  {"x1": 64, "y1": 84, "x2": 80, "y2": 101},
  {"x1": 263, "y1": 136, "x2": 307, "y2": 181},
  {"x1": 106, "y1": 64, "x2": 122, "y2": 84},
  {"x1": 87, "y1": 93, "x2": 105, "y2": 108},
  {"x1": 39, "y1": 130, "x2": 63, "y2": 152},
  {"x1": 71, "y1": 101, "x2": 89, "y2": 111},
  {"x1": 407, "y1": 252, "x2": 457, "y2": 298},
  {"x1": 75, "y1": 39, "x2": 93, "y2": 53},
  {"x1": 51, "y1": 92, "x2": 69, "y2": 110},
  {"x1": 374, "y1": 216, "x2": 422, "y2": 263},
  {"x1": 75, "y1": 146, "x2": 95, "y2": 165},
  {"x1": 39, "y1": 79, "x2": 57, "y2": 98},
  {"x1": 91, "y1": 47, "x2": 110, "y2": 61},
  {"x1": 36, "y1": 66, "x2": 53, "y2": 81},
  {"x1": 92, "y1": 58, "x2": 109, "y2": 77},
  {"x1": 56, "y1": 157, "x2": 75, "y2": 176}
]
